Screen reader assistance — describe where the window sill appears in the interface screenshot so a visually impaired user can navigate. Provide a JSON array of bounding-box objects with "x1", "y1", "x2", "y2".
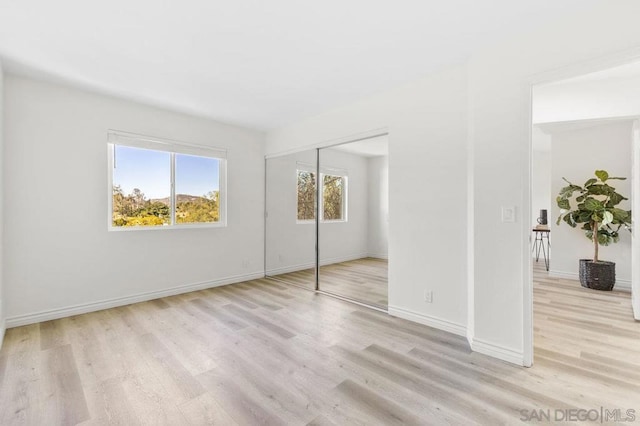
[{"x1": 108, "y1": 222, "x2": 226, "y2": 232}]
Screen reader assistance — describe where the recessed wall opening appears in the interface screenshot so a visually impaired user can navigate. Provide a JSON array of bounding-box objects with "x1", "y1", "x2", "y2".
[{"x1": 530, "y1": 60, "x2": 639, "y2": 367}]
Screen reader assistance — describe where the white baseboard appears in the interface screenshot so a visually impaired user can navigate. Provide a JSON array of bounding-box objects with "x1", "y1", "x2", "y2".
[
  {"x1": 5, "y1": 271, "x2": 265, "y2": 328},
  {"x1": 387, "y1": 305, "x2": 466, "y2": 337},
  {"x1": 549, "y1": 269, "x2": 631, "y2": 291},
  {"x1": 266, "y1": 253, "x2": 369, "y2": 276},
  {"x1": 470, "y1": 337, "x2": 525, "y2": 366}
]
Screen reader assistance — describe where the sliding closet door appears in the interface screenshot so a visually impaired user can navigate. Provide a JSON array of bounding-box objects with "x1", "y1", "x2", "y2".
[
  {"x1": 318, "y1": 137, "x2": 389, "y2": 308},
  {"x1": 265, "y1": 150, "x2": 317, "y2": 289}
]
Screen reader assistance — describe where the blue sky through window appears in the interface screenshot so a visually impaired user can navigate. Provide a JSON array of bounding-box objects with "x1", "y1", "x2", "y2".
[
  {"x1": 113, "y1": 146, "x2": 220, "y2": 200},
  {"x1": 176, "y1": 153, "x2": 220, "y2": 197}
]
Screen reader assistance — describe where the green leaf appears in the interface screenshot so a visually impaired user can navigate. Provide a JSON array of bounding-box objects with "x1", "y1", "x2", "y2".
[
  {"x1": 583, "y1": 198, "x2": 603, "y2": 211},
  {"x1": 598, "y1": 233, "x2": 608, "y2": 245},
  {"x1": 563, "y1": 213, "x2": 577, "y2": 228},
  {"x1": 577, "y1": 211, "x2": 592, "y2": 223},
  {"x1": 558, "y1": 184, "x2": 581, "y2": 199},
  {"x1": 595, "y1": 170, "x2": 609, "y2": 182},
  {"x1": 592, "y1": 213, "x2": 603, "y2": 223},
  {"x1": 584, "y1": 178, "x2": 597, "y2": 187},
  {"x1": 606, "y1": 192, "x2": 627, "y2": 207},
  {"x1": 576, "y1": 195, "x2": 585, "y2": 202},
  {"x1": 587, "y1": 184, "x2": 612, "y2": 196},
  {"x1": 556, "y1": 197, "x2": 570, "y2": 210},
  {"x1": 601, "y1": 211, "x2": 614, "y2": 227},
  {"x1": 607, "y1": 176, "x2": 626, "y2": 180},
  {"x1": 611, "y1": 208, "x2": 630, "y2": 223}
]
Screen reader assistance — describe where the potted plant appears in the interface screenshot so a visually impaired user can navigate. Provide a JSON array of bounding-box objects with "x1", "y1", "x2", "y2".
[{"x1": 556, "y1": 170, "x2": 632, "y2": 290}]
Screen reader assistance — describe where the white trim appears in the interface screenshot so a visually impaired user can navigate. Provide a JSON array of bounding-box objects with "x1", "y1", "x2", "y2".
[
  {"x1": 522, "y1": 82, "x2": 534, "y2": 368},
  {"x1": 266, "y1": 253, "x2": 369, "y2": 276},
  {"x1": 388, "y1": 305, "x2": 467, "y2": 337},
  {"x1": 548, "y1": 270, "x2": 631, "y2": 291},
  {"x1": 466, "y1": 75, "x2": 476, "y2": 349},
  {"x1": 470, "y1": 337, "x2": 525, "y2": 366},
  {"x1": 108, "y1": 130, "x2": 227, "y2": 159},
  {"x1": 5, "y1": 271, "x2": 264, "y2": 328}
]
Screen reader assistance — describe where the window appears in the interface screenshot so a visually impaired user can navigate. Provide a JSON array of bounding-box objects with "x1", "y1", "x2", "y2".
[
  {"x1": 297, "y1": 170, "x2": 316, "y2": 221},
  {"x1": 108, "y1": 131, "x2": 226, "y2": 230},
  {"x1": 296, "y1": 167, "x2": 347, "y2": 223},
  {"x1": 322, "y1": 174, "x2": 346, "y2": 221}
]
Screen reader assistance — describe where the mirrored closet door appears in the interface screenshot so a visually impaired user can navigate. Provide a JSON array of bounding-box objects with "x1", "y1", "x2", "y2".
[
  {"x1": 264, "y1": 135, "x2": 389, "y2": 309},
  {"x1": 318, "y1": 136, "x2": 389, "y2": 308}
]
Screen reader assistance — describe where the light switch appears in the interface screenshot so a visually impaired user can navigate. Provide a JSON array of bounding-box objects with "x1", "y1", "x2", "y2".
[{"x1": 501, "y1": 206, "x2": 516, "y2": 223}]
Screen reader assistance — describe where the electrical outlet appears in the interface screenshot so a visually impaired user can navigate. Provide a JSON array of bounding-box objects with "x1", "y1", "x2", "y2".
[{"x1": 424, "y1": 290, "x2": 433, "y2": 303}]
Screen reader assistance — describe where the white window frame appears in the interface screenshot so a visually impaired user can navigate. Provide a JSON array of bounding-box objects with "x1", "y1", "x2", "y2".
[
  {"x1": 107, "y1": 130, "x2": 227, "y2": 231},
  {"x1": 295, "y1": 163, "x2": 348, "y2": 224}
]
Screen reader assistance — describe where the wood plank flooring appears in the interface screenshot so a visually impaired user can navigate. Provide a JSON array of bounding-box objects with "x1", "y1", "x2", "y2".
[
  {"x1": 268, "y1": 257, "x2": 388, "y2": 308},
  {"x1": 0, "y1": 262, "x2": 638, "y2": 425}
]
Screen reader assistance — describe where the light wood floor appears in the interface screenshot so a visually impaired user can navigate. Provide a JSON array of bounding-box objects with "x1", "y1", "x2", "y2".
[
  {"x1": 0, "y1": 263, "x2": 638, "y2": 425},
  {"x1": 268, "y1": 257, "x2": 388, "y2": 308}
]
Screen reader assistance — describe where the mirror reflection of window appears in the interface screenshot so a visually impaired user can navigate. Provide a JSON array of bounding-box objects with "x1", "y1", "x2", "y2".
[
  {"x1": 323, "y1": 174, "x2": 346, "y2": 221},
  {"x1": 297, "y1": 170, "x2": 316, "y2": 221}
]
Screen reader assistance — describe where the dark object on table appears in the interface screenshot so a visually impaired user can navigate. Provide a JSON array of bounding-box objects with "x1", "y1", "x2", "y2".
[{"x1": 537, "y1": 209, "x2": 548, "y2": 225}]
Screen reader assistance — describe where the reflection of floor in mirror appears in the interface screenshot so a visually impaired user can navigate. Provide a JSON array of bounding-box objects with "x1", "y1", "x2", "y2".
[{"x1": 270, "y1": 257, "x2": 388, "y2": 308}]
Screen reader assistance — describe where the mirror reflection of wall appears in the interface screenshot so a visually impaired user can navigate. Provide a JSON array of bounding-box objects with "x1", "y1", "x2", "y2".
[
  {"x1": 318, "y1": 136, "x2": 389, "y2": 308},
  {"x1": 265, "y1": 150, "x2": 317, "y2": 290}
]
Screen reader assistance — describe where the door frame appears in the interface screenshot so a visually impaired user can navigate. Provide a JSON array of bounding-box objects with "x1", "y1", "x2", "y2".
[{"x1": 524, "y1": 49, "x2": 640, "y2": 366}]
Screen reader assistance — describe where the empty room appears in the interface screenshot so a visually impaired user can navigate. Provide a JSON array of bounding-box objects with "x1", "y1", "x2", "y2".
[{"x1": 1, "y1": 1, "x2": 639, "y2": 425}]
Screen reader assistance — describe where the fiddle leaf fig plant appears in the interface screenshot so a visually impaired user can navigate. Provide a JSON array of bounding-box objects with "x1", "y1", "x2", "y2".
[{"x1": 556, "y1": 170, "x2": 632, "y2": 262}]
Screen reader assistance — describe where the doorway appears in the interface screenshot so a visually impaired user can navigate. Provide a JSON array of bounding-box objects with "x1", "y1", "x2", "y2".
[{"x1": 529, "y1": 60, "x2": 639, "y2": 366}]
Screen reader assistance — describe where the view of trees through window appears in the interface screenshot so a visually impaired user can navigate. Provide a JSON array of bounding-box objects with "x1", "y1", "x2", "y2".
[
  {"x1": 112, "y1": 145, "x2": 222, "y2": 227},
  {"x1": 297, "y1": 170, "x2": 316, "y2": 221},
  {"x1": 296, "y1": 170, "x2": 345, "y2": 221},
  {"x1": 323, "y1": 174, "x2": 344, "y2": 220}
]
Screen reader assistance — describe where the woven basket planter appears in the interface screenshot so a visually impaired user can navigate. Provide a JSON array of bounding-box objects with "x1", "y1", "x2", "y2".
[{"x1": 579, "y1": 259, "x2": 616, "y2": 291}]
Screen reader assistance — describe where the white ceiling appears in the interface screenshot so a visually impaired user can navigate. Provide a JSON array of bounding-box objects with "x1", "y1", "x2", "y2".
[
  {"x1": 330, "y1": 135, "x2": 388, "y2": 158},
  {"x1": 0, "y1": 0, "x2": 602, "y2": 130}
]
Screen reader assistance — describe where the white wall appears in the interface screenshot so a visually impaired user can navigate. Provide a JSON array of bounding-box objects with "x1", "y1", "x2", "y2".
[
  {"x1": 367, "y1": 155, "x2": 389, "y2": 258},
  {"x1": 0, "y1": 60, "x2": 5, "y2": 346},
  {"x1": 267, "y1": 64, "x2": 469, "y2": 337},
  {"x1": 532, "y1": 151, "x2": 551, "y2": 227},
  {"x1": 265, "y1": 150, "x2": 317, "y2": 276},
  {"x1": 531, "y1": 132, "x2": 551, "y2": 228},
  {"x1": 3, "y1": 75, "x2": 265, "y2": 325},
  {"x1": 549, "y1": 121, "x2": 633, "y2": 288},
  {"x1": 533, "y1": 73, "x2": 640, "y2": 124}
]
